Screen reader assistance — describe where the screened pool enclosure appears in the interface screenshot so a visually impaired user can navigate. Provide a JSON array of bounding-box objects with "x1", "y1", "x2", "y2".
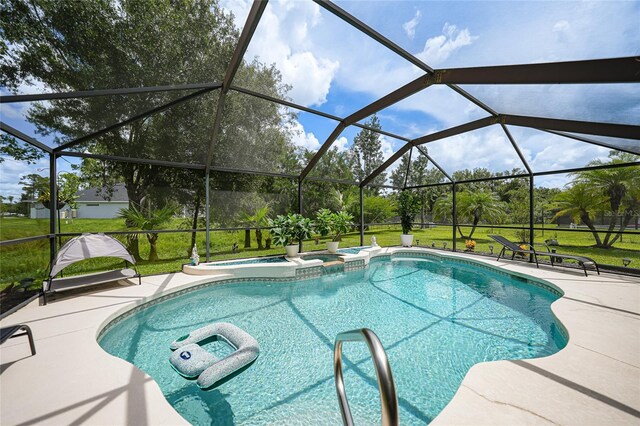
[{"x1": 1, "y1": 0, "x2": 639, "y2": 308}]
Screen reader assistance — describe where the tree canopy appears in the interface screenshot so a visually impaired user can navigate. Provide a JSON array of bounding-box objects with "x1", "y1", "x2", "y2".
[
  {"x1": 1, "y1": 0, "x2": 297, "y2": 207},
  {"x1": 348, "y1": 115, "x2": 387, "y2": 191}
]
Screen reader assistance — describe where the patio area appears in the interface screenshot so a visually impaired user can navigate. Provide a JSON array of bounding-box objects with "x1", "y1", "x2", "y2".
[
  {"x1": 1, "y1": 249, "x2": 639, "y2": 425},
  {"x1": 1, "y1": 0, "x2": 639, "y2": 424}
]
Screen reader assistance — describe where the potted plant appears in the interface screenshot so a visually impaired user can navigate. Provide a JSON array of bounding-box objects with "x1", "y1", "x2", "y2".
[
  {"x1": 326, "y1": 211, "x2": 353, "y2": 253},
  {"x1": 465, "y1": 239, "x2": 476, "y2": 252},
  {"x1": 268, "y1": 213, "x2": 313, "y2": 257},
  {"x1": 397, "y1": 191, "x2": 420, "y2": 247},
  {"x1": 314, "y1": 208, "x2": 333, "y2": 246}
]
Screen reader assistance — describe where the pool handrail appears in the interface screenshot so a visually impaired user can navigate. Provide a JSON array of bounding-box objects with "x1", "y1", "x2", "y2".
[{"x1": 334, "y1": 328, "x2": 399, "y2": 426}]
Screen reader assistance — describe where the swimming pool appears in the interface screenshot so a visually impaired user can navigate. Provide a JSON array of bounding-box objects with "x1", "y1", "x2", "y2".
[
  {"x1": 338, "y1": 246, "x2": 371, "y2": 254},
  {"x1": 206, "y1": 256, "x2": 289, "y2": 267},
  {"x1": 301, "y1": 253, "x2": 343, "y2": 262},
  {"x1": 99, "y1": 255, "x2": 566, "y2": 425}
]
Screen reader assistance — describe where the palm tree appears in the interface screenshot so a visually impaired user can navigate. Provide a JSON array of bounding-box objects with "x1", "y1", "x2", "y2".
[
  {"x1": 459, "y1": 191, "x2": 506, "y2": 239},
  {"x1": 331, "y1": 188, "x2": 358, "y2": 213},
  {"x1": 552, "y1": 183, "x2": 607, "y2": 247},
  {"x1": 434, "y1": 191, "x2": 506, "y2": 239},
  {"x1": 242, "y1": 206, "x2": 270, "y2": 250},
  {"x1": 570, "y1": 153, "x2": 640, "y2": 248},
  {"x1": 118, "y1": 205, "x2": 176, "y2": 261}
]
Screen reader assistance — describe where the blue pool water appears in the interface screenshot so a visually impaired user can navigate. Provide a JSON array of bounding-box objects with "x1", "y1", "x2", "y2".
[
  {"x1": 338, "y1": 246, "x2": 371, "y2": 254},
  {"x1": 207, "y1": 256, "x2": 289, "y2": 267},
  {"x1": 301, "y1": 253, "x2": 343, "y2": 262},
  {"x1": 99, "y1": 256, "x2": 566, "y2": 425}
]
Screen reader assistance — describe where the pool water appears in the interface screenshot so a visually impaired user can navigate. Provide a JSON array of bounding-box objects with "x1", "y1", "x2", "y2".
[
  {"x1": 99, "y1": 256, "x2": 566, "y2": 425},
  {"x1": 301, "y1": 253, "x2": 343, "y2": 263},
  {"x1": 207, "y1": 256, "x2": 289, "y2": 267},
  {"x1": 338, "y1": 246, "x2": 371, "y2": 254}
]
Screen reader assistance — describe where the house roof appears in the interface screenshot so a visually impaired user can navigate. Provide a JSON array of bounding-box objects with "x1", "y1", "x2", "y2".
[{"x1": 76, "y1": 184, "x2": 129, "y2": 203}]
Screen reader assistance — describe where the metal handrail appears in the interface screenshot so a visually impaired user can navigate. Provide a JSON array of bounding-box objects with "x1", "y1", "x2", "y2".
[{"x1": 334, "y1": 328, "x2": 399, "y2": 426}]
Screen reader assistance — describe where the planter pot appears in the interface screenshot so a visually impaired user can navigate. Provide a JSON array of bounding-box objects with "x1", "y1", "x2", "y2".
[
  {"x1": 327, "y1": 241, "x2": 339, "y2": 253},
  {"x1": 400, "y1": 234, "x2": 414, "y2": 247},
  {"x1": 285, "y1": 244, "x2": 300, "y2": 257}
]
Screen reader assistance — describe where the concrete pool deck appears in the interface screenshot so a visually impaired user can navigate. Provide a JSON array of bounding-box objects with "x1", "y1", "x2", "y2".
[{"x1": 1, "y1": 248, "x2": 638, "y2": 425}]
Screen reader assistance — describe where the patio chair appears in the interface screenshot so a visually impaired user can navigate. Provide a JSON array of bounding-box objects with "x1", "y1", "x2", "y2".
[
  {"x1": 489, "y1": 235, "x2": 600, "y2": 277},
  {"x1": 0, "y1": 324, "x2": 36, "y2": 356},
  {"x1": 488, "y1": 235, "x2": 539, "y2": 268}
]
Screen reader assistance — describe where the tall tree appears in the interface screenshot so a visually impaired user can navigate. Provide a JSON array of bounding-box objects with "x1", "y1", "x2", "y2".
[
  {"x1": 2, "y1": 0, "x2": 297, "y2": 253},
  {"x1": 408, "y1": 155, "x2": 446, "y2": 227},
  {"x1": 301, "y1": 147, "x2": 355, "y2": 214},
  {"x1": 452, "y1": 168, "x2": 492, "y2": 188},
  {"x1": 389, "y1": 152, "x2": 410, "y2": 190},
  {"x1": 19, "y1": 174, "x2": 48, "y2": 201},
  {"x1": 348, "y1": 115, "x2": 386, "y2": 193},
  {"x1": 390, "y1": 150, "x2": 446, "y2": 226}
]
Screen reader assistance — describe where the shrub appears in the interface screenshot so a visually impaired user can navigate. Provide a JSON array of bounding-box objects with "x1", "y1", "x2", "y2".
[
  {"x1": 268, "y1": 213, "x2": 313, "y2": 246},
  {"x1": 397, "y1": 191, "x2": 420, "y2": 235}
]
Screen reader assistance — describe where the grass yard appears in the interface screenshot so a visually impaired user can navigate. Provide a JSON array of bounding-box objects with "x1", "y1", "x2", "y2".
[{"x1": 1, "y1": 217, "x2": 639, "y2": 294}]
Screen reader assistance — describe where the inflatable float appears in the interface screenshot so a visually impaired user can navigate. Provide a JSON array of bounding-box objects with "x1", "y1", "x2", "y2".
[{"x1": 170, "y1": 322, "x2": 260, "y2": 389}]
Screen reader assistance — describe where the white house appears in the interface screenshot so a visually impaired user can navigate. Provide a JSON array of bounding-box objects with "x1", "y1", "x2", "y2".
[{"x1": 30, "y1": 184, "x2": 130, "y2": 219}]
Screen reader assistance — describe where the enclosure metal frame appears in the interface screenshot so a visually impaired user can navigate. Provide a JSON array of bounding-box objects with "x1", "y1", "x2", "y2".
[{"x1": 1, "y1": 0, "x2": 638, "y2": 267}]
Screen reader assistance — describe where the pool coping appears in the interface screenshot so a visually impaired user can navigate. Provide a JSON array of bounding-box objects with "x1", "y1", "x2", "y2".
[{"x1": 1, "y1": 247, "x2": 638, "y2": 425}]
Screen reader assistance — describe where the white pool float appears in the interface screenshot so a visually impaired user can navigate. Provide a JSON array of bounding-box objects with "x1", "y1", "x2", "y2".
[{"x1": 170, "y1": 322, "x2": 260, "y2": 389}]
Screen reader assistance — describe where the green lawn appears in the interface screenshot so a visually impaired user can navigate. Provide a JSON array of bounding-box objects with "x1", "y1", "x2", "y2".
[{"x1": 1, "y1": 217, "x2": 638, "y2": 292}]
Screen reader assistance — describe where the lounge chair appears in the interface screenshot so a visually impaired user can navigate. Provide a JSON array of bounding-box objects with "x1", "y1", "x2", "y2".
[
  {"x1": 489, "y1": 235, "x2": 599, "y2": 277},
  {"x1": 0, "y1": 324, "x2": 36, "y2": 356}
]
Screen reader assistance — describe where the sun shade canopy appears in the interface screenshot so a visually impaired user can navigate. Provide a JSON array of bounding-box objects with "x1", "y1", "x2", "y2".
[{"x1": 49, "y1": 233, "x2": 136, "y2": 278}]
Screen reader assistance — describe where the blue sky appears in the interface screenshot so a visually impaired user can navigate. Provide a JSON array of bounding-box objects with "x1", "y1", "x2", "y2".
[
  {"x1": 1, "y1": 0, "x2": 639, "y2": 198},
  {"x1": 224, "y1": 0, "x2": 639, "y2": 186}
]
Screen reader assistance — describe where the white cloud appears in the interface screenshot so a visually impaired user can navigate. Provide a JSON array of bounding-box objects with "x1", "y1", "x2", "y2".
[
  {"x1": 278, "y1": 52, "x2": 339, "y2": 106},
  {"x1": 516, "y1": 130, "x2": 612, "y2": 173},
  {"x1": 389, "y1": 85, "x2": 488, "y2": 132},
  {"x1": 0, "y1": 157, "x2": 48, "y2": 199},
  {"x1": 0, "y1": 153, "x2": 77, "y2": 199},
  {"x1": 425, "y1": 125, "x2": 524, "y2": 175},
  {"x1": 380, "y1": 136, "x2": 409, "y2": 183},
  {"x1": 463, "y1": 82, "x2": 640, "y2": 126},
  {"x1": 416, "y1": 23, "x2": 478, "y2": 66},
  {"x1": 380, "y1": 136, "x2": 396, "y2": 162},
  {"x1": 403, "y1": 10, "x2": 421, "y2": 39},
  {"x1": 553, "y1": 20, "x2": 570, "y2": 33},
  {"x1": 535, "y1": 174, "x2": 572, "y2": 189},
  {"x1": 287, "y1": 118, "x2": 320, "y2": 151},
  {"x1": 231, "y1": 0, "x2": 339, "y2": 107},
  {"x1": 222, "y1": 0, "x2": 638, "y2": 179},
  {"x1": 552, "y1": 20, "x2": 571, "y2": 43},
  {"x1": 334, "y1": 136, "x2": 348, "y2": 153},
  {"x1": 0, "y1": 102, "x2": 29, "y2": 120}
]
